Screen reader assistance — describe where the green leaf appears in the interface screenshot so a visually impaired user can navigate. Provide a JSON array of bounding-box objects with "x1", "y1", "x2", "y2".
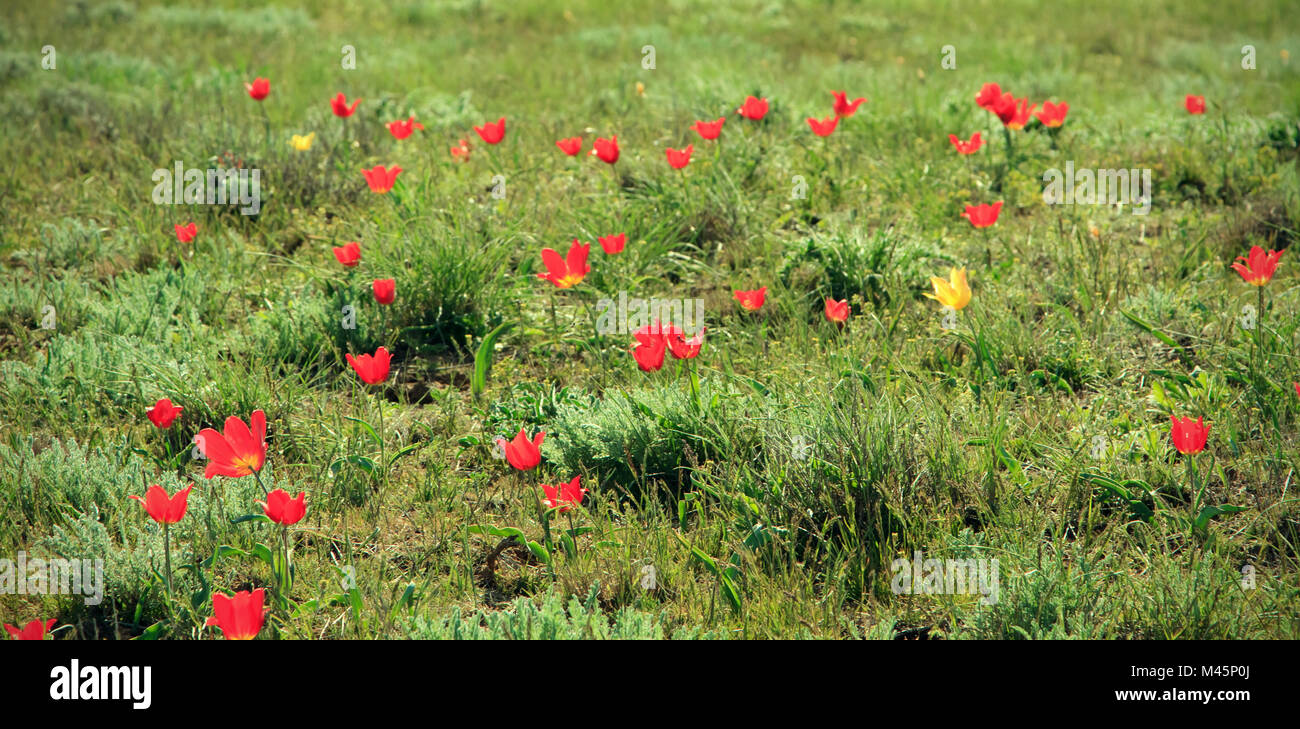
[
  {"x1": 472, "y1": 322, "x2": 514, "y2": 401},
  {"x1": 345, "y1": 416, "x2": 382, "y2": 445}
]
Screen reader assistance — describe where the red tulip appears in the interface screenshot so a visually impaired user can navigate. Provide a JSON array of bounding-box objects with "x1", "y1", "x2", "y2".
[
  {"x1": 975, "y1": 83, "x2": 1001, "y2": 111},
  {"x1": 147, "y1": 398, "x2": 183, "y2": 428},
  {"x1": 5, "y1": 619, "x2": 56, "y2": 640},
  {"x1": 541, "y1": 475, "x2": 586, "y2": 512},
  {"x1": 598, "y1": 233, "x2": 626, "y2": 254},
  {"x1": 536, "y1": 240, "x2": 591, "y2": 289},
  {"x1": 666, "y1": 326, "x2": 705, "y2": 360},
  {"x1": 346, "y1": 346, "x2": 391, "y2": 385},
  {"x1": 373, "y1": 278, "x2": 396, "y2": 305},
  {"x1": 331, "y1": 92, "x2": 361, "y2": 118},
  {"x1": 807, "y1": 115, "x2": 839, "y2": 137},
  {"x1": 245, "y1": 78, "x2": 269, "y2": 101},
  {"x1": 195, "y1": 410, "x2": 267, "y2": 479},
  {"x1": 206, "y1": 589, "x2": 265, "y2": 640},
  {"x1": 474, "y1": 117, "x2": 506, "y2": 145},
  {"x1": 1035, "y1": 101, "x2": 1068, "y2": 128},
  {"x1": 175, "y1": 222, "x2": 198, "y2": 243},
  {"x1": 591, "y1": 135, "x2": 620, "y2": 164},
  {"x1": 362, "y1": 165, "x2": 402, "y2": 194},
  {"x1": 333, "y1": 241, "x2": 361, "y2": 267},
  {"x1": 665, "y1": 144, "x2": 693, "y2": 169},
  {"x1": 824, "y1": 297, "x2": 849, "y2": 323},
  {"x1": 129, "y1": 483, "x2": 193, "y2": 524},
  {"x1": 692, "y1": 117, "x2": 725, "y2": 140},
  {"x1": 503, "y1": 428, "x2": 544, "y2": 471},
  {"x1": 963, "y1": 201, "x2": 1003, "y2": 229},
  {"x1": 993, "y1": 94, "x2": 1035, "y2": 130},
  {"x1": 831, "y1": 91, "x2": 866, "y2": 118},
  {"x1": 387, "y1": 116, "x2": 424, "y2": 140},
  {"x1": 1294, "y1": 382, "x2": 1299, "y2": 398},
  {"x1": 949, "y1": 132, "x2": 983, "y2": 155},
  {"x1": 450, "y1": 138, "x2": 471, "y2": 162},
  {"x1": 1169, "y1": 415, "x2": 1209, "y2": 455},
  {"x1": 734, "y1": 287, "x2": 767, "y2": 311},
  {"x1": 1185, "y1": 94, "x2": 1206, "y2": 114},
  {"x1": 556, "y1": 137, "x2": 583, "y2": 156},
  {"x1": 1230, "y1": 246, "x2": 1282, "y2": 286},
  {"x1": 259, "y1": 488, "x2": 306, "y2": 526},
  {"x1": 632, "y1": 333, "x2": 667, "y2": 371},
  {"x1": 737, "y1": 96, "x2": 769, "y2": 120}
]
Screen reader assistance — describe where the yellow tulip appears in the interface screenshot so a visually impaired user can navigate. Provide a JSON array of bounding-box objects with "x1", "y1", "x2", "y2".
[
  {"x1": 289, "y1": 132, "x2": 315, "y2": 151},
  {"x1": 924, "y1": 267, "x2": 971, "y2": 311}
]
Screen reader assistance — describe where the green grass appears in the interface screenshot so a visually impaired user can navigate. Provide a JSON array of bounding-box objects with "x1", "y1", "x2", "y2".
[{"x1": 2, "y1": 0, "x2": 1299, "y2": 639}]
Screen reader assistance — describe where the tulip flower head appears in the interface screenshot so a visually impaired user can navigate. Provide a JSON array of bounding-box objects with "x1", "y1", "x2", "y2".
[
  {"x1": 5, "y1": 619, "x2": 56, "y2": 640},
  {"x1": 372, "y1": 278, "x2": 396, "y2": 305},
  {"x1": 362, "y1": 165, "x2": 402, "y2": 194},
  {"x1": 667, "y1": 326, "x2": 706, "y2": 359},
  {"x1": 450, "y1": 138, "x2": 472, "y2": 162},
  {"x1": 245, "y1": 78, "x2": 269, "y2": 101},
  {"x1": 975, "y1": 83, "x2": 1002, "y2": 111},
  {"x1": 738, "y1": 96, "x2": 769, "y2": 120},
  {"x1": 734, "y1": 287, "x2": 767, "y2": 312},
  {"x1": 195, "y1": 410, "x2": 267, "y2": 479},
  {"x1": 665, "y1": 144, "x2": 693, "y2": 169},
  {"x1": 949, "y1": 132, "x2": 983, "y2": 155},
  {"x1": 333, "y1": 241, "x2": 361, "y2": 267},
  {"x1": 130, "y1": 483, "x2": 193, "y2": 524},
  {"x1": 503, "y1": 428, "x2": 544, "y2": 471},
  {"x1": 387, "y1": 116, "x2": 425, "y2": 140},
  {"x1": 994, "y1": 94, "x2": 1036, "y2": 130},
  {"x1": 807, "y1": 115, "x2": 839, "y2": 137},
  {"x1": 147, "y1": 397, "x2": 184, "y2": 428},
  {"x1": 1169, "y1": 415, "x2": 1209, "y2": 455},
  {"x1": 825, "y1": 297, "x2": 849, "y2": 323},
  {"x1": 1230, "y1": 246, "x2": 1282, "y2": 286},
  {"x1": 556, "y1": 137, "x2": 583, "y2": 156},
  {"x1": 474, "y1": 117, "x2": 506, "y2": 145},
  {"x1": 591, "y1": 136, "x2": 620, "y2": 164},
  {"x1": 831, "y1": 91, "x2": 867, "y2": 118},
  {"x1": 289, "y1": 133, "x2": 315, "y2": 151},
  {"x1": 632, "y1": 331, "x2": 668, "y2": 371},
  {"x1": 1035, "y1": 101, "x2": 1069, "y2": 128},
  {"x1": 259, "y1": 488, "x2": 306, "y2": 526},
  {"x1": 536, "y1": 240, "x2": 591, "y2": 289},
  {"x1": 331, "y1": 92, "x2": 361, "y2": 118},
  {"x1": 206, "y1": 589, "x2": 266, "y2": 640},
  {"x1": 1294, "y1": 382, "x2": 1300, "y2": 398},
  {"x1": 1185, "y1": 94, "x2": 1206, "y2": 114},
  {"x1": 925, "y1": 268, "x2": 972, "y2": 311},
  {"x1": 692, "y1": 117, "x2": 726, "y2": 140},
  {"x1": 175, "y1": 222, "x2": 198, "y2": 243},
  {"x1": 541, "y1": 476, "x2": 587, "y2": 513},
  {"x1": 346, "y1": 346, "x2": 391, "y2": 385},
  {"x1": 963, "y1": 201, "x2": 1003, "y2": 229},
  {"x1": 598, "y1": 233, "x2": 626, "y2": 254}
]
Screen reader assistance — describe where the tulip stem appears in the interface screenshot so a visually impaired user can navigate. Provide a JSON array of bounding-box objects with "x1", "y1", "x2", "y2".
[{"x1": 162, "y1": 522, "x2": 172, "y2": 601}]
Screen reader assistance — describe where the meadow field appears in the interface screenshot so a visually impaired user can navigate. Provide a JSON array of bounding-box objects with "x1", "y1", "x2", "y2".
[{"x1": 2, "y1": 0, "x2": 1299, "y2": 641}]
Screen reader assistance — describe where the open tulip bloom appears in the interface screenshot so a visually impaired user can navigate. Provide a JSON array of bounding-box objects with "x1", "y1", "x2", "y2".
[
  {"x1": 1035, "y1": 101, "x2": 1068, "y2": 128},
  {"x1": 1170, "y1": 415, "x2": 1210, "y2": 455},
  {"x1": 347, "y1": 347, "x2": 391, "y2": 385},
  {"x1": 331, "y1": 92, "x2": 361, "y2": 117},
  {"x1": 387, "y1": 116, "x2": 424, "y2": 140},
  {"x1": 692, "y1": 117, "x2": 725, "y2": 140},
  {"x1": 1231, "y1": 246, "x2": 1282, "y2": 286},
  {"x1": 541, "y1": 475, "x2": 587, "y2": 513},
  {"x1": 556, "y1": 137, "x2": 583, "y2": 156},
  {"x1": 207, "y1": 589, "x2": 266, "y2": 640},
  {"x1": 598, "y1": 233, "x2": 625, "y2": 254},
  {"x1": 373, "y1": 278, "x2": 396, "y2": 305},
  {"x1": 196, "y1": 410, "x2": 268, "y2": 482},
  {"x1": 1185, "y1": 94, "x2": 1206, "y2": 114},
  {"x1": 831, "y1": 91, "x2": 866, "y2": 118},
  {"x1": 949, "y1": 132, "x2": 983, "y2": 155},
  {"x1": 260, "y1": 488, "x2": 307, "y2": 526},
  {"x1": 963, "y1": 201, "x2": 1003, "y2": 229},
  {"x1": 5, "y1": 619, "x2": 57, "y2": 640},
  {"x1": 147, "y1": 397, "x2": 183, "y2": 428},
  {"x1": 474, "y1": 117, "x2": 506, "y2": 144},
  {"x1": 537, "y1": 240, "x2": 591, "y2": 289},
  {"x1": 174, "y1": 222, "x2": 198, "y2": 243},
  {"x1": 665, "y1": 144, "x2": 693, "y2": 169},
  {"x1": 734, "y1": 287, "x2": 767, "y2": 312},
  {"x1": 333, "y1": 241, "x2": 361, "y2": 267},
  {"x1": 825, "y1": 297, "x2": 849, "y2": 323},
  {"x1": 130, "y1": 484, "x2": 193, "y2": 524},
  {"x1": 807, "y1": 115, "x2": 839, "y2": 137},
  {"x1": 591, "y1": 136, "x2": 620, "y2": 165},
  {"x1": 738, "y1": 95, "x2": 769, "y2": 120},
  {"x1": 503, "y1": 428, "x2": 544, "y2": 471},
  {"x1": 245, "y1": 78, "x2": 269, "y2": 101},
  {"x1": 362, "y1": 165, "x2": 402, "y2": 194},
  {"x1": 975, "y1": 82, "x2": 1002, "y2": 111},
  {"x1": 925, "y1": 268, "x2": 971, "y2": 312}
]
